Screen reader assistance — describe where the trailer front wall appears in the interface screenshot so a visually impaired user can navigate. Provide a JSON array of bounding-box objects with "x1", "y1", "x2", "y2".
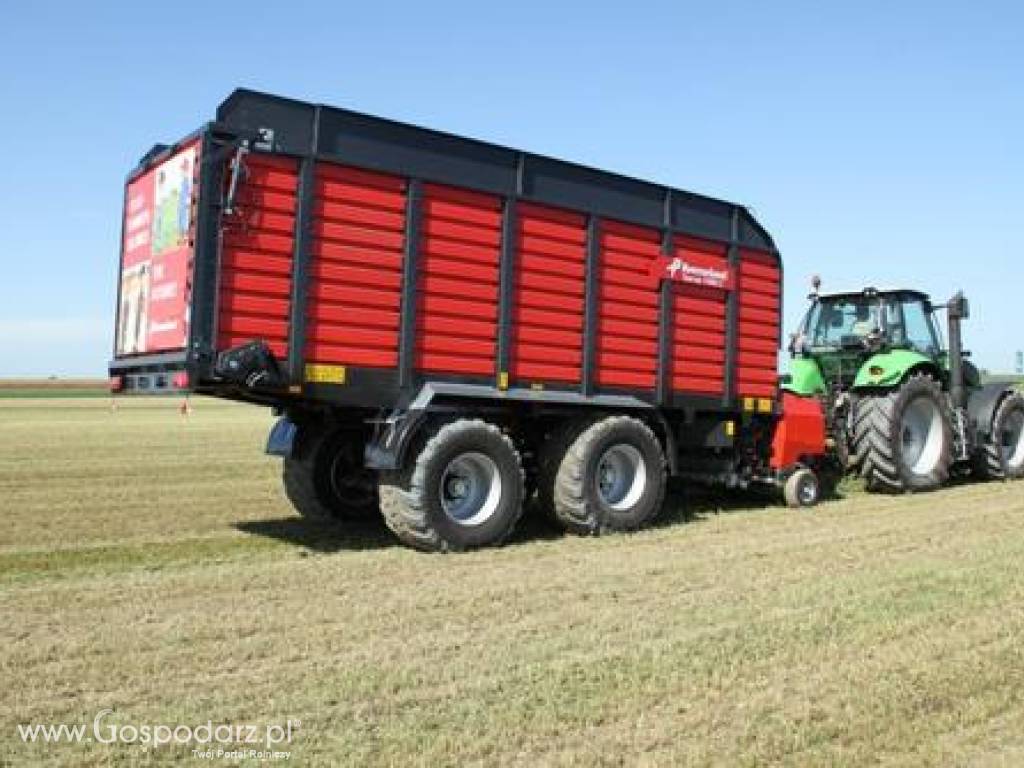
[
  {"x1": 217, "y1": 153, "x2": 781, "y2": 404},
  {"x1": 737, "y1": 251, "x2": 781, "y2": 398}
]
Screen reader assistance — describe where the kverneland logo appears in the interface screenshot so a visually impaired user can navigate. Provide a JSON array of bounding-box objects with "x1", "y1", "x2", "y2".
[{"x1": 652, "y1": 256, "x2": 733, "y2": 290}]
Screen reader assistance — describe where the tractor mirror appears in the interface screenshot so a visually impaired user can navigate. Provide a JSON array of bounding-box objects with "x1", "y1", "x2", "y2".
[{"x1": 948, "y1": 293, "x2": 970, "y2": 320}]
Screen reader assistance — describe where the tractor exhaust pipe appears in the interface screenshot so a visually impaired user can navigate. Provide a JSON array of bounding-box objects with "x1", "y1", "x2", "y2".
[{"x1": 947, "y1": 292, "x2": 970, "y2": 411}]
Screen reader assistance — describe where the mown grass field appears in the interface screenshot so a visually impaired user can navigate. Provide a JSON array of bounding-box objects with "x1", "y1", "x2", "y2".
[
  {"x1": 2, "y1": 397, "x2": 1024, "y2": 766},
  {"x1": 0, "y1": 379, "x2": 108, "y2": 399}
]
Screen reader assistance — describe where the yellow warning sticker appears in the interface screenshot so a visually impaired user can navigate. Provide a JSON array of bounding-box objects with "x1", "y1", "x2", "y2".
[
  {"x1": 757, "y1": 398, "x2": 774, "y2": 413},
  {"x1": 305, "y1": 364, "x2": 346, "y2": 384}
]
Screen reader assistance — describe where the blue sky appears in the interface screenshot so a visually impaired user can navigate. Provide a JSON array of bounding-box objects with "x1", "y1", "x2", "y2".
[{"x1": 1, "y1": 1, "x2": 1021, "y2": 376}]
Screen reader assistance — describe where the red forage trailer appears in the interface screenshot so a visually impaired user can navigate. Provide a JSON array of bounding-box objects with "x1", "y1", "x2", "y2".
[{"x1": 110, "y1": 89, "x2": 827, "y2": 551}]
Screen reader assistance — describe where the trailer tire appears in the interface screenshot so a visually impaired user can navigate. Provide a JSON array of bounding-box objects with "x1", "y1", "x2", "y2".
[
  {"x1": 535, "y1": 417, "x2": 591, "y2": 524},
  {"x1": 378, "y1": 419, "x2": 525, "y2": 552},
  {"x1": 549, "y1": 415, "x2": 666, "y2": 535},
  {"x1": 283, "y1": 427, "x2": 379, "y2": 522},
  {"x1": 850, "y1": 374, "x2": 953, "y2": 493},
  {"x1": 974, "y1": 392, "x2": 1024, "y2": 481}
]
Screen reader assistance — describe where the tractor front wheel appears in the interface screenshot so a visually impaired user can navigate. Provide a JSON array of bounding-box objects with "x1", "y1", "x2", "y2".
[{"x1": 851, "y1": 374, "x2": 953, "y2": 493}]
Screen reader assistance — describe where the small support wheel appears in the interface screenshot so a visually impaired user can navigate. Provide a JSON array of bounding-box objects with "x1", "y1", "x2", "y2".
[{"x1": 783, "y1": 468, "x2": 820, "y2": 508}]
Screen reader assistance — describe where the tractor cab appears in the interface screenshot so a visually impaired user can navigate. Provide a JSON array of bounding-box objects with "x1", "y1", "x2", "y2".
[
  {"x1": 789, "y1": 287, "x2": 944, "y2": 392},
  {"x1": 794, "y1": 288, "x2": 941, "y2": 358}
]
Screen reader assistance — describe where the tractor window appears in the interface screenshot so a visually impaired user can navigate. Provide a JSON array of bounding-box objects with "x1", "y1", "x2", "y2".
[
  {"x1": 808, "y1": 300, "x2": 880, "y2": 347},
  {"x1": 901, "y1": 300, "x2": 939, "y2": 355},
  {"x1": 885, "y1": 303, "x2": 905, "y2": 345}
]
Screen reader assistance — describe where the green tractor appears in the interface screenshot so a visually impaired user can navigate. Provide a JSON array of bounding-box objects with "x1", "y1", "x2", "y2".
[{"x1": 784, "y1": 281, "x2": 1024, "y2": 492}]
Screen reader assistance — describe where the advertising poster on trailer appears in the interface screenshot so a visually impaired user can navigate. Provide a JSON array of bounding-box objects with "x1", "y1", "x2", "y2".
[{"x1": 116, "y1": 142, "x2": 199, "y2": 356}]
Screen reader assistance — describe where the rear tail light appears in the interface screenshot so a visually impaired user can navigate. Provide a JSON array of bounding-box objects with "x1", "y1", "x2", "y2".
[
  {"x1": 172, "y1": 371, "x2": 190, "y2": 389},
  {"x1": 109, "y1": 375, "x2": 124, "y2": 393}
]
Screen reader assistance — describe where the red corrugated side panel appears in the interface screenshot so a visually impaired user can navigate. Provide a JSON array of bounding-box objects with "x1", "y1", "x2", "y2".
[
  {"x1": 415, "y1": 183, "x2": 502, "y2": 377},
  {"x1": 595, "y1": 220, "x2": 660, "y2": 390},
  {"x1": 509, "y1": 202, "x2": 586, "y2": 383},
  {"x1": 737, "y1": 249, "x2": 781, "y2": 397},
  {"x1": 305, "y1": 164, "x2": 406, "y2": 368},
  {"x1": 217, "y1": 154, "x2": 298, "y2": 359},
  {"x1": 671, "y1": 235, "x2": 728, "y2": 396}
]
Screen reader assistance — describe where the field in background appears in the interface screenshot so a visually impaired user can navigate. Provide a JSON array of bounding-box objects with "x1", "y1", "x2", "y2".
[
  {"x1": 2, "y1": 397, "x2": 1024, "y2": 765},
  {"x1": 0, "y1": 378, "x2": 109, "y2": 399}
]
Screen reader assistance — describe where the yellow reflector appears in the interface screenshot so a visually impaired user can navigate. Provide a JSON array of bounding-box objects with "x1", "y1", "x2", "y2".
[
  {"x1": 288, "y1": 385, "x2": 302, "y2": 394},
  {"x1": 758, "y1": 398, "x2": 773, "y2": 413},
  {"x1": 743, "y1": 397, "x2": 755, "y2": 412},
  {"x1": 531, "y1": 382, "x2": 544, "y2": 391},
  {"x1": 497, "y1": 371, "x2": 509, "y2": 390},
  {"x1": 725, "y1": 421, "x2": 736, "y2": 437},
  {"x1": 305, "y1": 364, "x2": 346, "y2": 384}
]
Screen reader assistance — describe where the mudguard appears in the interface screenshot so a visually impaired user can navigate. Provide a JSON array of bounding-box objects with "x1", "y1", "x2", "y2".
[
  {"x1": 265, "y1": 417, "x2": 298, "y2": 457},
  {"x1": 851, "y1": 349, "x2": 937, "y2": 389},
  {"x1": 783, "y1": 358, "x2": 827, "y2": 396}
]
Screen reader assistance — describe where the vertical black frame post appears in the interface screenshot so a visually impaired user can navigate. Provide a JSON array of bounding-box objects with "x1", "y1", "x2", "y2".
[
  {"x1": 398, "y1": 178, "x2": 423, "y2": 390},
  {"x1": 188, "y1": 127, "x2": 229, "y2": 382},
  {"x1": 722, "y1": 207, "x2": 741, "y2": 407},
  {"x1": 656, "y1": 191, "x2": 674, "y2": 406},
  {"x1": 286, "y1": 155, "x2": 316, "y2": 385},
  {"x1": 285, "y1": 105, "x2": 320, "y2": 386},
  {"x1": 496, "y1": 193, "x2": 518, "y2": 386},
  {"x1": 581, "y1": 214, "x2": 601, "y2": 397}
]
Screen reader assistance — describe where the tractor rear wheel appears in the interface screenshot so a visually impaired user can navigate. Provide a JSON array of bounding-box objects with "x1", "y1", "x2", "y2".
[
  {"x1": 378, "y1": 419, "x2": 525, "y2": 552},
  {"x1": 283, "y1": 426, "x2": 379, "y2": 522},
  {"x1": 851, "y1": 374, "x2": 953, "y2": 493},
  {"x1": 974, "y1": 392, "x2": 1024, "y2": 481}
]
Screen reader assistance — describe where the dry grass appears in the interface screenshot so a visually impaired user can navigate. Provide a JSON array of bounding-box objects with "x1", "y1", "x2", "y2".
[{"x1": 2, "y1": 397, "x2": 1024, "y2": 766}]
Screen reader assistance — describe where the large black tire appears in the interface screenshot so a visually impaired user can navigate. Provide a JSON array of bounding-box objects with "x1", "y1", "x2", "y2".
[
  {"x1": 546, "y1": 415, "x2": 667, "y2": 535},
  {"x1": 974, "y1": 392, "x2": 1024, "y2": 481},
  {"x1": 850, "y1": 374, "x2": 953, "y2": 493},
  {"x1": 283, "y1": 426, "x2": 379, "y2": 522},
  {"x1": 378, "y1": 419, "x2": 525, "y2": 552},
  {"x1": 534, "y1": 417, "x2": 590, "y2": 525}
]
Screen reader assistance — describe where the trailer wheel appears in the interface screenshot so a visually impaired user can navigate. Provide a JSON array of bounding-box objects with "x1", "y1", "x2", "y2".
[
  {"x1": 974, "y1": 392, "x2": 1024, "y2": 481},
  {"x1": 535, "y1": 417, "x2": 590, "y2": 524},
  {"x1": 850, "y1": 373, "x2": 953, "y2": 493},
  {"x1": 283, "y1": 427, "x2": 378, "y2": 522},
  {"x1": 378, "y1": 419, "x2": 525, "y2": 552},
  {"x1": 548, "y1": 415, "x2": 666, "y2": 535},
  {"x1": 783, "y1": 468, "x2": 820, "y2": 508}
]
